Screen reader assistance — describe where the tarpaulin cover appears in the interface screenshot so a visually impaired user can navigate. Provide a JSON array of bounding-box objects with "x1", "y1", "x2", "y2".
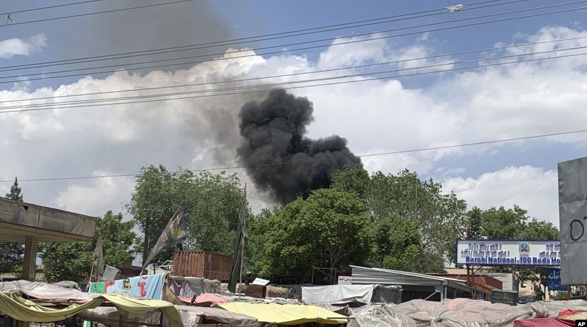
[
  {"x1": 302, "y1": 284, "x2": 374, "y2": 304},
  {"x1": 514, "y1": 318, "x2": 575, "y2": 327},
  {"x1": 177, "y1": 305, "x2": 259, "y2": 327},
  {"x1": 394, "y1": 298, "x2": 534, "y2": 327},
  {"x1": 168, "y1": 276, "x2": 221, "y2": 299},
  {"x1": 89, "y1": 274, "x2": 165, "y2": 300},
  {"x1": 0, "y1": 291, "x2": 103, "y2": 322},
  {"x1": 218, "y1": 302, "x2": 348, "y2": 325},
  {"x1": 80, "y1": 305, "x2": 260, "y2": 327},
  {"x1": 193, "y1": 293, "x2": 230, "y2": 306},
  {"x1": 558, "y1": 310, "x2": 579, "y2": 317},
  {"x1": 102, "y1": 294, "x2": 183, "y2": 327},
  {"x1": 78, "y1": 307, "x2": 163, "y2": 326},
  {"x1": 0, "y1": 292, "x2": 182, "y2": 327},
  {"x1": 349, "y1": 303, "x2": 417, "y2": 327},
  {"x1": 0, "y1": 280, "x2": 98, "y2": 303}
]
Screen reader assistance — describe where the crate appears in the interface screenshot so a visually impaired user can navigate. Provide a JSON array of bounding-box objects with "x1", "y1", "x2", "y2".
[{"x1": 173, "y1": 251, "x2": 232, "y2": 281}]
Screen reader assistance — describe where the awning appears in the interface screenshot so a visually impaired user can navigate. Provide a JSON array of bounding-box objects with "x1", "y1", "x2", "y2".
[
  {"x1": 0, "y1": 292, "x2": 183, "y2": 327},
  {"x1": 218, "y1": 302, "x2": 348, "y2": 325}
]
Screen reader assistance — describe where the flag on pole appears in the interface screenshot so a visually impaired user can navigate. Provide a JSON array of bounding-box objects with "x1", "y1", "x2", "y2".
[
  {"x1": 91, "y1": 237, "x2": 104, "y2": 282},
  {"x1": 142, "y1": 206, "x2": 187, "y2": 271}
]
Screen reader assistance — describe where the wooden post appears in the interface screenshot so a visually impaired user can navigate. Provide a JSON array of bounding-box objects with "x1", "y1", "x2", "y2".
[{"x1": 22, "y1": 236, "x2": 38, "y2": 281}]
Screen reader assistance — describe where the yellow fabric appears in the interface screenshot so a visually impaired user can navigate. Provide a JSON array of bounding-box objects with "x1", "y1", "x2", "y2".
[
  {"x1": 102, "y1": 295, "x2": 183, "y2": 327},
  {"x1": 218, "y1": 302, "x2": 348, "y2": 325},
  {"x1": 0, "y1": 293, "x2": 182, "y2": 327},
  {"x1": 0, "y1": 292, "x2": 103, "y2": 322}
]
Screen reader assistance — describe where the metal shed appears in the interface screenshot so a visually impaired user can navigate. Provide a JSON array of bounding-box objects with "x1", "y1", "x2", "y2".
[{"x1": 350, "y1": 266, "x2": 487, "y2": 301}]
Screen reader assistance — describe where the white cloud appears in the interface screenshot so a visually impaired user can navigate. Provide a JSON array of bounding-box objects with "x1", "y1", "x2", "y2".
[
  {"x1": 1, "y1": 25, "x2": 587, "y2": 222},
  {"x1": 56, "y1": 171, "x2": 135, "y2": 216},
  {"x1": 443, "y1": 166, "x2": 559, "y2": 226},
  {"x1": 0, "y1": 34, "x2": 47, "y2": 59}
]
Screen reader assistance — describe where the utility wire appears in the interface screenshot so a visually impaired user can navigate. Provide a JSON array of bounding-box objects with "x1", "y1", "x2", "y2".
[
  {"x1": 2, "y1": 128, "x2": 586, "y2": 183},
  {"x1": 0, "y1": 0, "x2": 194, "y2": 28},
  {"x1": 3, "y1": 0, "x2": 106, "y2": 15},
  {"x1": 2, "y1": 34, "x2": 585, "y2": 105},
  {"x1": 2, "y1": 44, "x2": 584, "y2": 111},
  {"x1": 0, "y1": 0, "x2": 529, "y2": 72},
  {"x1": 2, "y1": 49, "x2": 586, "y2": 114},
  {"x1": 1, "y1": 1, "x2": 585, "y2": 86}
]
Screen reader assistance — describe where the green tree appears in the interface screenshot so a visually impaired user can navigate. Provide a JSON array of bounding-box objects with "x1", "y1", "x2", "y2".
[
  {"x1": 128, "y1": 165, "x2": 245, "y2": 265},
  {"x1": 41, "y1": 211, "x2": 137, "y2": 282},
  {"x1": 467, "y1": 207, "x2": 482, "y2": 239},
  {"x1": 6, "y1": 178, "x2": 23, "y2": 202},
  {"x1": 372, "y1": 214, "x2": 421, "y2": 272},
  {"x1": 332, "y1": 166, "x2": 467, "y2": 267},
  {"x1": 0, "y1": 178, "x2": 25, "y2": 272},
  {"x1": 480, "y1": 205, "x2": 528, "y2": 239},
  {"x1": 257, "y1": 189, "x2": 372, "y2": 279}
]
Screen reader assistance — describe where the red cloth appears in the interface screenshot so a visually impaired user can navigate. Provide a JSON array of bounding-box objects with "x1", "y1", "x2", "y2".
[
  {"x1": 559, "y1": 310, "x2": 580, "y2": 317},
  {"x1": 193, "y1": 293, "x2": 230, "y2": 307},
  {"x1": 514, "y1": 318, "x2": 575, "y2": 327}
]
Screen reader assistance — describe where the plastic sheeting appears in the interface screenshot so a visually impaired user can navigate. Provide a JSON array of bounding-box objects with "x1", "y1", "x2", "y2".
[
  {"x1": 0, "y1": 280, "x2": 98, "y2": 303},
  {"x1": 79, "y1": 305, "x2": 259, "y2": 327},
  {"x1": 302, "y1": 284, "x2": 374, "y2": 304},
  {"x1": 218, "y1": 302, "x2": 348, "y2": 325},
  {"x1": 514, "y1": 318, "x2": 575, "y2": 327},
  {"x1": 349, "y1": 304, "x2": 417, "y2": 327},
  {"x1": 0, "y1": 291, "x2": 102, "y2": 322},
  {"x1": 168, "y1": 276, "x2": 221, "y2": 299},
  {"x1": 177, "y1": 305, "x2": 259, "y2": 327}
]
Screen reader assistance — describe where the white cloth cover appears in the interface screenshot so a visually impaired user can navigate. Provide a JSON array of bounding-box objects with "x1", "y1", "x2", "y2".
[{"x1": 302, "y1": 284, "x2": 374, "y2": 304}]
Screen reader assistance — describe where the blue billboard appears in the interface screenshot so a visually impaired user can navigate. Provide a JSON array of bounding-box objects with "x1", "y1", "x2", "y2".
[{"x1": 547, "y1": 268, "x2": 566, "y2": 291}]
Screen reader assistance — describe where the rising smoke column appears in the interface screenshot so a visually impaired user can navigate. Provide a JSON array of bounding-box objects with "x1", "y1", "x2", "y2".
[{"x1": 237, "y1": 89, "x2": 361, "y2": 205}]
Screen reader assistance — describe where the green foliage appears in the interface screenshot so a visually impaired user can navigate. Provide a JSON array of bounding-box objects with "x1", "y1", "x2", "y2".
[
  {"x1": 127, "y1": 165, "x2": 245, "y2": 265},
  {"x1": 97, "y1": 211, "x2": 137, "y2": 268},
  {"x1": 6, "y1": 178, "x2": 23, "y2": 202},
  {"x1": 373, "y1": 214, "x2": 421, "y2": 272},
  {"x1": 332, "y1": 166, "x2": 467, "y2": 268},
  {"x1": 480, "y1": 205, "x2": 528, "y2": 239},
  {"x1": 0, "y1": 243, "x2": 24, "y2": 273},
  {"x1": 41, "y1": 242, "x2": 93, "y2": 283},
  {"x1": 255, "y1": 189, "x2": 372, "y2": 279},
  {"x1": 40, "y1": 211, "x2": 137, "y2": 282},
  {"x1": 468, "y1": 207, "x2": 482, "y2": 239},
  {"x1": 0, "y1": 178, "x2": 24, "y2": 272}
]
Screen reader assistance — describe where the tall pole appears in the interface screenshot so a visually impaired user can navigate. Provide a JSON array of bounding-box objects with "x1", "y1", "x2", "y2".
[{"x1": 238, "y1": 184, "x2": 247, "y2": 299}]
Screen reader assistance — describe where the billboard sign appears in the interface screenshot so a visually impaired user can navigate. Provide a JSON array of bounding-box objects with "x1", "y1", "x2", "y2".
[
  {"x1": 559, "y1": 157, "x2": 587, "y2": 285},
  {"x1": 547, "y1": 268, "x2": 566, "y2": 291},
  {"x1": 455, "y1": 239, "x2": 560, "y2": 266}
]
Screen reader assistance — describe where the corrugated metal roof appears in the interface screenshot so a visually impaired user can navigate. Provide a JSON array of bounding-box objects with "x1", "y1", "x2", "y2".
[{"x1": 350, "y1": 266, "x2": 467, "y2": 286}]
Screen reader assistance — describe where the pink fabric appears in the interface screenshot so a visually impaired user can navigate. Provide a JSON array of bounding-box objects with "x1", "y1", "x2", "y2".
[
  {"x1": 514, "y1": 318, "x2": 575, "y2": 327},
  {"x1": 194, "y1": 293, "x2": 229, "y2": 307}
]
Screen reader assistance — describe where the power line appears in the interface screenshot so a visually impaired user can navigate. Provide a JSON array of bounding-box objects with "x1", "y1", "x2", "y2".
[
  {"x1": 2, "y1": 34, "x2": 585, "y2": 105},
  {"x1": 0, "y1": 0, "x2": 528, "y2": 73},
  {"x1": 4, "y1": 0, "x2": 106, "y2": 15},
  {"x1": 0, "y1": 0, "x2": 194, "y2": 28},
  {"x1": 1, "y1": 1, "x2": 584, "y2": 86},
  {"x1": 1, "y1": 46, "x2": 585, "y2": 113},
  {"x1": 3, "y1": 128, "x2": 586, "y2": 183}
]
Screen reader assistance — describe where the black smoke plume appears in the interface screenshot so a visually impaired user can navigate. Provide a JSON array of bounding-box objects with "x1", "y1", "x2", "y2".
[{"x1": 237, "y1": 89, "x2": 361, "y2": 205}]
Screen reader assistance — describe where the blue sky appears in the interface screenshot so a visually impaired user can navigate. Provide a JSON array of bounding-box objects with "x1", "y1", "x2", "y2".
[{"x1": 1, "y1": 0, "x2": 587, "y2": 227}]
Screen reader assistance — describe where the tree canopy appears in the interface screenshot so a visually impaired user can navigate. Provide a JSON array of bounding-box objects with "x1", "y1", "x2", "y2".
[
  {"x1": 40, "y1": 211, "x2": 137, "y2": 282},
  {"x1": 127, "y1": 165, "x2": 245, "y2": 265},
  {"x1": 252, "y1": 189, "x2": 372, "y2": 280},
  {"x1": 330, "y1": 166, "x2": 466, "y2": 272}
]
